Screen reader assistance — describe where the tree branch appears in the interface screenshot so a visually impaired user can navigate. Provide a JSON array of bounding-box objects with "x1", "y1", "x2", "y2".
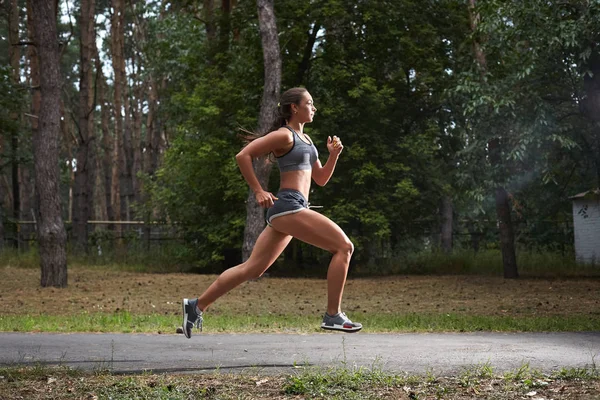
[{"x1": 12, "y1": 41, "x2": 36, "y2": 46}]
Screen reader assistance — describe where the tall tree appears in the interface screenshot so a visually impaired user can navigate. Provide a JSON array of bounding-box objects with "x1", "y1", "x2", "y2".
[
  {"x1": 241, "y1": 0, "x2": 281, "y2": 261},
  {"x1": 72, "y1": 0, "x2": 96, "y2": 251},
  {"x1": 7, "y1": 0, "x2": 20, "y2": 248},
  {"x1": 110, "y1": 0, "x2": 126, "y2": 227},
  {"x1": 94, "y1": 40, "x2": 114, "y2": 223},
  {"x1": 30, "y1": 0, "x2": 68, "y2": 287},
  {"x1": 440, "y1": 196, "x2": 453, "y2": 253},
  {"x1": 467, "y1": 0, "x2": 518, "y2": 278}
]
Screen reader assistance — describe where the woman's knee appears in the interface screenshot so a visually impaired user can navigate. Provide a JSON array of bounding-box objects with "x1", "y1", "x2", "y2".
[
  {"x1": 241, "y1": 262, "x2": 267, "y2": 281},
  {"x1": 335, "y1": 238, "x2": 354, "y2": 257}
]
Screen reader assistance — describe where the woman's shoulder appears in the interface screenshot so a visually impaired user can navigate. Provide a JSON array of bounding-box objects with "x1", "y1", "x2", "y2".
[{"x1": 269, "y1": 126, "x2": 294, "y2": 140}]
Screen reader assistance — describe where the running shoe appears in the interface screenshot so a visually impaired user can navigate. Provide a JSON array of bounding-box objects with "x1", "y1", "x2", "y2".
[
  {"x1": 182, "y1": 298, "x2": 203, "y2": 339},
  {"x1": 321, "y1": 312, "x2": 362, "y2": 332}
]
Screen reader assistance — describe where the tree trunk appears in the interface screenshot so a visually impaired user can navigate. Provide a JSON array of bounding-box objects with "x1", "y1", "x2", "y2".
[
  {"x1": 25, "y1": 0, "x2": 40, "y2": 240},
  {"x1": 296, "y1": 22, "x2": 320, "y2": 86},
  {"x1": 495, "y1": 187, "x2": 518, "y2": 278},
  {"x1": 95, "y1": 40, "x2": 114, "y2": 223},
  {"x1": 242, "y1": 0, "x2": 281, "y2": 261},
  {"x1": 204, "y1": 0, "x2": 216, "y2": 41},
  {"x1": 110, "y1": 0, "x2": 125, "y2": 231},
  {"x1": 31, "y1": 0, "x2": 68, "y2": 287},
  {"x1": 131, "y1": 57, "x2": 144, "y2": 205},
  {"x1": 468, "y1": 221, "x2": 481, "y2": 254},
  {"x1": 580, "y1": 50, "x2": 600, "y2": 187},
  {"x1": 469, "y1": 0, "x2": 518, "y2": 278},
  {"x1": 219, "y1": 0, "x2": 232, "y2": 53},
  {"x1": 144, "y1": 78, "x2": 161, "y2": 177},
  {"x1": 440, "y1": 195, "x2": 453, "y2": 253},
  {"x1": 0, "y1": 206, "x2": 3, "y2": 252},
  {"x1": 72, "y1": 0, "x2": 96, "y2": 252},
  {"x1": 122, "y1": 77, "x2": 134, "y2": 221},
  {"x1": 110, "y1": 0, "x2": 134, "y2": 222},
  {"x1": 139, "y1": 9, "x2": 164, "y2": 181},
  {"x1": 8, "y1": 0, "x2": 21, "y2": 249}
]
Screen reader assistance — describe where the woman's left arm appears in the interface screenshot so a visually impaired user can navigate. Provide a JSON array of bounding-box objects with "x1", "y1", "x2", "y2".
[{"x1": 312, "y1": 135, "x2": 343, "y2": 186}]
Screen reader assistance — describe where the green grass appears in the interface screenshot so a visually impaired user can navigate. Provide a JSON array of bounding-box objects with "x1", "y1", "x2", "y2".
[
  {"x1": 283, "y1": 364, "x2": 406, "y2": 399},
  {"x1": 376, "y1": 248, "x2": 598, "y2": 277},
  {"x1": 0, "y1": 245, "x2": 195, "y2": 273},
  {"x1": 1, "y1": 311, "x2": 598, "y2": 334}
]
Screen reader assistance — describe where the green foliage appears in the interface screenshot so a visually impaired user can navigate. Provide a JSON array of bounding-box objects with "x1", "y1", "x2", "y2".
[
  {"x1": 302, "y1": 0, "x2": 470, "y2": 263},
  {"x1": 0, "y1": 66, "x2": 23, "y2": 139},
  {"x1": 140, "y1": 6, "x2": 269, "y2": 268},
  {"x1": 143, "y1": 135, "x2": 247, "y2": 268},
  {"x1": 11, "y1": 0, "x2": 593, "y2": 271},
  {"x1": 0, "y1": 66, "x2": 29, "y2": 181},
  {"x1": 136, "y1": 0, "x2": 600, "y2": 268},
  {"x1": 455, "y1": 0, "x2": 600, "y2": 217}
]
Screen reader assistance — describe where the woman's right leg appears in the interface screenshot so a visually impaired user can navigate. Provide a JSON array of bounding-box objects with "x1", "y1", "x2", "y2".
[
  {"x1": 196, "y1": 226, "x2": 292, "y2": 311},
  {"x1": 269, "y1": 209, "x2": 360, "y2": 332},
  {"x1": 269, "y1": 209, "x2": 354, "y2": 316}
]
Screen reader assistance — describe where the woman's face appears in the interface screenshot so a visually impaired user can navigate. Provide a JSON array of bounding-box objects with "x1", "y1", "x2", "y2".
[{"x1": 293, "y1": 92, "x2": 317, "y2": 123}]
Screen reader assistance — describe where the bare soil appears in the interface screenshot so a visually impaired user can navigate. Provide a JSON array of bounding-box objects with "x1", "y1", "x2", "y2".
[
  {"x1": 0, "y1": 367, "x2": 598, "y2": 399},
  {"x1": 1, "y1": 265, "x2": 599, "y2": 319}
]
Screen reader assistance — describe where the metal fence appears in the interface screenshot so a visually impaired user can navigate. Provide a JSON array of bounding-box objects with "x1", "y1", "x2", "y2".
[
  {"x1": 1, "y1": 221, "x2": 183, "y2": 252},
  {"x1": 1, "y1": 218, "x2": 574, "y2": 255}
]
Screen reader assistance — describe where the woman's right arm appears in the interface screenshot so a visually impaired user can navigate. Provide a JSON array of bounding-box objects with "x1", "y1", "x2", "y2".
[{"x1": 235, "y1": 129, "x2": 290, "y2": 207}]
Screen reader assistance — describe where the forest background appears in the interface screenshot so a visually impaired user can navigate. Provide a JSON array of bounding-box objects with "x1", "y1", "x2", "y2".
[{"x1": 1, "y1": 0, "x2": 599, "y2": 285}]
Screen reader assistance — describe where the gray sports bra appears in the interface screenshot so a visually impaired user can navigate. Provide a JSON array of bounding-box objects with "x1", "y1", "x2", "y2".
[{"x1": 276, "y1": 126, "x2": 319, "y2": 173}]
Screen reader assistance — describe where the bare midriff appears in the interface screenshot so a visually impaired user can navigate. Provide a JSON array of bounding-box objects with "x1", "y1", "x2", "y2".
[{"x1": 279, "y1": 169, "x2": 312, "y2": 200}]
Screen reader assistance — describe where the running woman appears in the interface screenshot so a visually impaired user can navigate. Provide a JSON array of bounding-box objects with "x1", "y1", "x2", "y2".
[{"x1": 182, "y1": 87, "x2": 361, "y2": 337}]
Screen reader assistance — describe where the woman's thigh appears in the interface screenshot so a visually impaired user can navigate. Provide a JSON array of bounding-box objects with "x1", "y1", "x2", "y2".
[{"x1": 269, "y1": 209, "x2": 351, "y2": 253}]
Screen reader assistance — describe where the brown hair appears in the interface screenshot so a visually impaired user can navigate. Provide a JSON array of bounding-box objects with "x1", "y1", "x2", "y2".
[{"x1": 239, "y1": 87, "x2": 308, "y2": 145}]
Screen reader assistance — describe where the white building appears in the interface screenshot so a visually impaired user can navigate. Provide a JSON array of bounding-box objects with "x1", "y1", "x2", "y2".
[{"x1": 571, "y1": 188, "x2": 600, "y2": 264}]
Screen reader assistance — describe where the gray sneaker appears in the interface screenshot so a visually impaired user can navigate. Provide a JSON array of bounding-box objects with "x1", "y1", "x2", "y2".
[
  {"x1": 321, "y1": 312, "x2": 362, "y2": 332},
  {"x1": 182, "y1": 298, "x2": 203, "y2": 339}
]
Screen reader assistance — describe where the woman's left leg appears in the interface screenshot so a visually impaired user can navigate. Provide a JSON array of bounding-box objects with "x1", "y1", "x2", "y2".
[
  {"x1": 196, "y1": 226, "x2": 292, "y2": 311},
  {"x1": 182, "y1": 226, "x2": 292, "y2": 338}
]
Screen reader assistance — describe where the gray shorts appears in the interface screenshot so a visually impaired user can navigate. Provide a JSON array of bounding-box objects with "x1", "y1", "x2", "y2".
[{"x1": 266, "y1": 189, "x2": 308, "y2": 225}]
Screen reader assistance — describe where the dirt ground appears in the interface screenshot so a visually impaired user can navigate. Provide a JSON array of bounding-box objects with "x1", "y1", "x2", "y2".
[
  {"x1": 0, "y1": 367, "x2": 599, "y2": 400},
  {"x1": 1, "y1": 265, "x2": 599, "y2": 319}
]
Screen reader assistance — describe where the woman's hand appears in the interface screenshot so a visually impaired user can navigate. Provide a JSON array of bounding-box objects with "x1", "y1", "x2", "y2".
[
  {"x1": 327, "y1": 135, "x2": 344, "y2": 156},
  {"x1": 255, "y1": 189, "x2": 278, "y2": 208}
]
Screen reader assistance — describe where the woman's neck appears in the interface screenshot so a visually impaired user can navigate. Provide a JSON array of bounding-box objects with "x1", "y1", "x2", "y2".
[{"x1": 286, "y1": 121, "x2": 304, "y2": 134}]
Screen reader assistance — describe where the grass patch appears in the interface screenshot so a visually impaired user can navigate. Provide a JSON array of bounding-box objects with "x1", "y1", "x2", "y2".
[
  {"x1": 1, "y1": 262, "x2": 599, "y2": 333},
  {"x1": 3, "y1": 362, "x2": 596, "y2": 399},
  {"x1": 372, "y1": 249, "x2": 600, "y2": 277},
  {"x1": 283, "y1": 364, "x2": 405, "y2": 399},
  {"x1": 3, "y1": 247, "x2": 599, "y2": 277},
  {"x1": 1, "y1": 311, "x2": 598, "y2": 334},
  {"x1": 0, "y1": 248, "x2": 40, "y2": 269}
]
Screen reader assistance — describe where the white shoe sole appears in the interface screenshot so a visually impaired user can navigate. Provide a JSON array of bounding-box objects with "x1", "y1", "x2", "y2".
[
  {"x1": 320, "y1": 323, "x2": 362, "y2": 332},
  {"x1": 182, "y1": 298, "x2": 191, "y2": 339}
]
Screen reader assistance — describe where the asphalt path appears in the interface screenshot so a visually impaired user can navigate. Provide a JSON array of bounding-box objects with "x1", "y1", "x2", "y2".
[{"x1": 0, "y1": 332, "x2": 598, "y2": 376}]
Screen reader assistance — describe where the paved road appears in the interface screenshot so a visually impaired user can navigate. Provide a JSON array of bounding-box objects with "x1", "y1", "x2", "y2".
[{"x1": 0, "y1": 332, "x2": 598, "y2": 375}]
